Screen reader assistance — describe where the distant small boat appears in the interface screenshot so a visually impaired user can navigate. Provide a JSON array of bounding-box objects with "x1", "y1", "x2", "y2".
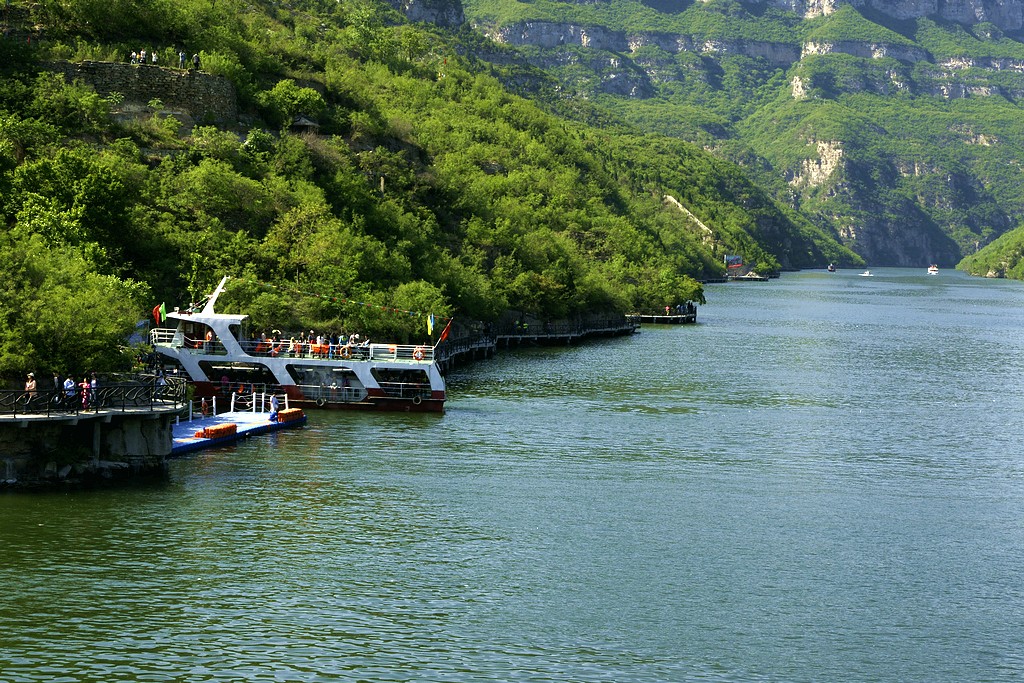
[
  {"x1": 860, "y1": 270, "x2": 873, "y2": 277},
  {"x1": 827, "y1": 263, "x2": 836, "y2": 272},
  {"x1": 927, "y1": 264, "x2": 939, "y2": 275}
]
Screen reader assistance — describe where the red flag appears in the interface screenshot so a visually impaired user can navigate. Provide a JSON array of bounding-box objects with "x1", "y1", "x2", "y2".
[
  {"x1": 152, "y1": 304, "x2": 161, "y2": 326},
  {"x1": 439, "y1": 319, "x2": 452, "y2": 343}
]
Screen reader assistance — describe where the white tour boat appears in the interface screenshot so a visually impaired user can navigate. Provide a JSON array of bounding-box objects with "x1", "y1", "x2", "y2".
[
  {"x1": 860, "y1": 270, "x2": 873, "y2": 277},
  {"x1": 149, "y1": 277, "x2": 446, "y2": 412},
  {"x1": 928, "y1": 264, "x2": 939, "y2": 275}
]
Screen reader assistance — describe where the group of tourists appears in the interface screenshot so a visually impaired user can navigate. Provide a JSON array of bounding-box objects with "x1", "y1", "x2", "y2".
[
  {"x1": 23, "y1": 371, "x2": 98, "y2": 408},
  {"x1": 663, "y1": 303, "x2": 697, "y2": 316},
  {"x1": 251, "y1": 330, "x2": 371, "y2": 359},
  {"x1": 129, "y1": 49, "x2": 158, "y2": 65},
  {"x1": 128, "y1": 48, "x2": 201, "y2": 71}
]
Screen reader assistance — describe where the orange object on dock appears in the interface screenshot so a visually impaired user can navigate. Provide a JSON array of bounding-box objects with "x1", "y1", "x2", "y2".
[
  {"x1": 195, "y1": 423, "x2": 238, "y2": 439},
  {"x1": 277, "y1": 408, "x2": 305, "y2": 423}
]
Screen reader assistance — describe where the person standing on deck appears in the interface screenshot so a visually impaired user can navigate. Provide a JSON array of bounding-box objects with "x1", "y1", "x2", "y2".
[
  {"x1": 269, "y1": 394, "x2": 280, "y2": 422},
  {"x1": 25, "y1": 373, "x2": 36, "y2": 400}
]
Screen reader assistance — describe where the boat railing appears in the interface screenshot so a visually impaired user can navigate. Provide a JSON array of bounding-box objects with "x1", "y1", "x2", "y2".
[
  {"x1": 302, "y1": 383, "x2": 367, "y2": 405},
  {"x1": 0, "y1": 375, "x2": 188, "y2": 418},
  {"x1": 233, "y1": 340, "x2": 434, "y2": 363},
  {"x1": 150, "y1": 328, "x2": 229, "y2": 355},
  {"x1": 368, "y1": 344, "x2": 434, "y2": 362},
  {"x1": 377, "y1": 381, "x2": 433, "y2": 400},
  {"x1": 150, "y1": 327, "x2": 178, "y2": 346}
]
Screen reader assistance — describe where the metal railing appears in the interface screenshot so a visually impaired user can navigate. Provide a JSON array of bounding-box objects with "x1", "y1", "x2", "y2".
[
  {"x1": 378, "y1": 381, "x2": 433, "y2": 400},
  {"x1": 150, "y1": 327, "x2": 436, "y2": 363},
  {"x1": 0, "y1": 375, "x2": 188, "y2": 418},
  {"x1": 302, "y1": 383, "x2": 368, "y2": 405}
]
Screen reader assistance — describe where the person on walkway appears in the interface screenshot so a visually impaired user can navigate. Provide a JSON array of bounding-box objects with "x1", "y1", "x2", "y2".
[
  {"x1": 178, "y1": 50, "x2": 186, "y2": 69},
  {"x1": 52, "y1": 372, "x2": 61, "y2": 392},
  {"x1": 90, "y1": 372, "x2": 98, "y2": 406},
  {"x1": 79, "y1": 377, "x2": 91, "y2": 409},
  {"x1": 192, "y1": 53, "x2": 200, "y2": 71},
  {"x1": 156, "y1": 369, "x2": 167, "y2": 397},
  {"x1": 25, "y1": 373, "x2": 36, "y2": 400},
  {"x1": 151, "y1": 50, "x2": 158, "y2": 65},
  {"x1": 63, "y1": 376, "x2": 76, "y2": 400}
]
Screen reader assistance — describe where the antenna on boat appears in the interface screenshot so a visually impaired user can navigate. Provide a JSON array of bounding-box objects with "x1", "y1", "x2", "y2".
[{"x1": 201, "y1": 276, "x2": 231, "y2": 315}]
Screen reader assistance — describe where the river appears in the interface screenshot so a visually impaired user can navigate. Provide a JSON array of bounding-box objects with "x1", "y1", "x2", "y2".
[{"x1": 2, "y1": 268, "x2": 1024, "y2": 682}]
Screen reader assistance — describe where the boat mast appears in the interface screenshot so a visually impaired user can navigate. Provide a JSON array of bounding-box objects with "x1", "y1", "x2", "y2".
[{"x1": 201, "y1": 276, "x2": 231, "y2": 315}]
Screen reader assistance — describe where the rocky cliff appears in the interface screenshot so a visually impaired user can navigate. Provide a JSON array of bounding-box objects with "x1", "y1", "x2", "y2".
[
  {"x1": 385, "y1": 0, "x2": 465, "y2": 26},
  {"x1": 539, "y1": 0, "x2": 1024, "y2": 32},
  {"x1": 762, "y1": 0, "x2": 1024, "y2": 31},
  {"x1": 467, "y1": 0, "x2": 1024, "y2": 266}
]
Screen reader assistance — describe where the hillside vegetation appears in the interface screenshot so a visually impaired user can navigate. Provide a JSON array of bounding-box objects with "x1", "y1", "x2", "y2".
[
  {"x1": 462, "y1": 0, "x2": 1024, "y2": 270},
  {"x1": 0, "y1": 0, "x2": 854, "y2": 377}
]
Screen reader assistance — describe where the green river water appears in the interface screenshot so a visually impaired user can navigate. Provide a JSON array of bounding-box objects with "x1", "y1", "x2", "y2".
[{"x1": 2, "y1": 268, "x2": 1024, "y2": 682}]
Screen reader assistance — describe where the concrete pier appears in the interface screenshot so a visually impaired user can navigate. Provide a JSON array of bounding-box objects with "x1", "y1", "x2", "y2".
[{"x1": 0, "y1": 376, "x2": 187, "y2": 490}]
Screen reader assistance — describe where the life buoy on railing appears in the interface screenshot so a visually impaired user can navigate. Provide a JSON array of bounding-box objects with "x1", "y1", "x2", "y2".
[
  {"x1": 339, "y1": 346, "x2": 351, "y2": 359},
  {"x1": 316, "y1": 397, "x2": 326, "y2": 407},
  {"x1": 412, "y1": 347, "x2": 425, "y2": 361},
  {"x1": 412, "y1": 395, "x2": 422, "y2": 405}
]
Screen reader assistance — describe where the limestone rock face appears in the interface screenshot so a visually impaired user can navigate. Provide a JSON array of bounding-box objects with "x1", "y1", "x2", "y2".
[
  {"x1": 801, "y1": 41, "x2": 930, "y2": 64},
  {"x1": 487, "y1": 22, "x2": 799, "y2": 66},
  {"x1": 386, "y1": 0, "x2": 465, "y2": 26},
  {"x1": 737, "y1": 0, "x2": 1024, "y2": 30}
]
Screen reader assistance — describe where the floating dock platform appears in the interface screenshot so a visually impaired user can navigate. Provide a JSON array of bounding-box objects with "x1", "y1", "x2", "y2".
[{"x1": 171, "y1": 409, "x2": 307, "y2": 456}]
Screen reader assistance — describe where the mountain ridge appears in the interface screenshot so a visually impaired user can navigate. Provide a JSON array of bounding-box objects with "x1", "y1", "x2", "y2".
[{"x1": 460, "y1": 0, "x2": 1024, "y2": 266}]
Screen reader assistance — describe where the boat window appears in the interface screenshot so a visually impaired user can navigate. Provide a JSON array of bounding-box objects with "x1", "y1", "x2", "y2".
[
  {"x1": 285, "y1": 364, "x2": 360, "y2": 388},
  {"x1": 370, "y1": 368, "x2": 430, "y2": 386},
  {"x1": 198, "y1": 361, "x2": 277, "y2": 391}
]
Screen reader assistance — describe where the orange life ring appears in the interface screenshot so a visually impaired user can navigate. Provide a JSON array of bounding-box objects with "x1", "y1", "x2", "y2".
[
  {"x1": 339, "y1": 346, "x2": 351, "y2": 359},
  {"x1": 412, "y1": 347, "x2": 425, "y2": 361}
]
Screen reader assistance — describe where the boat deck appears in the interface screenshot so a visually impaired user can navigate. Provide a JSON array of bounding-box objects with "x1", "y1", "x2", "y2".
[{"x1": 171, "y1": 410, "x2": 307, "y2": 456}]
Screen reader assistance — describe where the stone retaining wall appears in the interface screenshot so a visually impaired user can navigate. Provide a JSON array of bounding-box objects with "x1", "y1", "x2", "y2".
[
  {"x1": 45, "y1": 60, "x2": 238, "y2": 124},
  {"x1": 0, "y1": 412, "x2": 175, "y2": 490}
]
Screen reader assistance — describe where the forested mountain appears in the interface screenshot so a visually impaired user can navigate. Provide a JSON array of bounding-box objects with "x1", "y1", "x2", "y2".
[
  {"x1": 462, "y1": 0, "x2": 1024, "y2": 268},
  {"x1": 0, "y1": 0, "x2": 858, "y2": 377}
]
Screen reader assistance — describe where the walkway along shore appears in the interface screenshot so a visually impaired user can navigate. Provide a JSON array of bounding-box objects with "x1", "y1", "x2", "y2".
[
  {"x1": 433, "y1": 314, "x2": 648, "y2": 373},
  {"x1": 0, "y1": 377, "x2": 304, "y2": 491},
  {"x1": 0, "y1": 375, "x2": 187, "y2": 490}
]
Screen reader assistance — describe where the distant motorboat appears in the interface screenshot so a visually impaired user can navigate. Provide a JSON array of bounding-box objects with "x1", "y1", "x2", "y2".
[
  {"x1": 860, "y1": 270, "x2": 873, "y2": 277},
  {"x1": 928, "y1": 264, "x2": 939, "y2": 275},
  {"x1": 827, "y1": 263, "x2": 836, "y2": 272}
]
